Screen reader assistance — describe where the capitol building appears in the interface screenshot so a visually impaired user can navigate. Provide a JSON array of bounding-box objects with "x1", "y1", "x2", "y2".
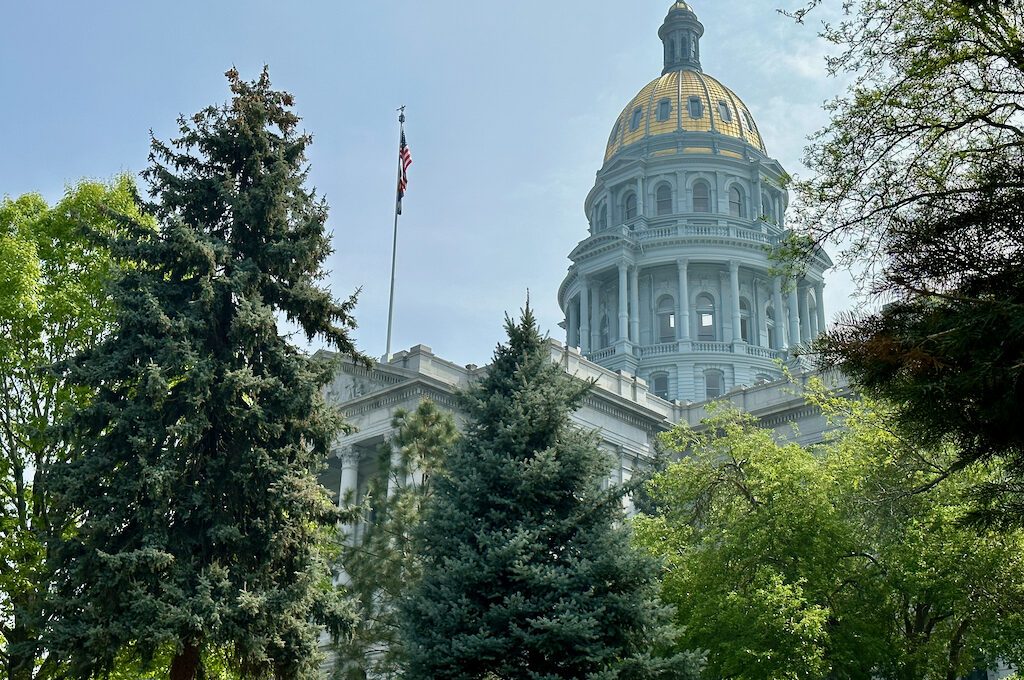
[{"x1": 321, "y1": 1, "x2": 839, "y2": 506}]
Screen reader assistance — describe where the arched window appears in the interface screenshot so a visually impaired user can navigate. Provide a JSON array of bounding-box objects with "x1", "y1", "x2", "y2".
[
  {"x1": 766, "y1": 305, "x2": 777, "y2": 350},
  {"x1": 704, "y1": 369, "x2": 724, "y2": 400},
  {"x1": 692, "y1": 181, "x2": 710, "y2": 213},
  {"x1": 761, "y1": 196, "x2": 772, "y2": 221},
  {"x1": 624, "y1": 192, "x2": 638, "y2": 221},
  {"x1": 599, "y1": 314, "x2": 610, "y2": 349},
  {"x1": 657, "y1": 295, "x2": 676, "y2": 344},
  {"x1": 597, "y1": 203, "x2": 608, "y2": 231},
  {"x1": 729, "y1": 185, "x2": 745, "y2": 218},
  {"x1": 696, "y1": 293, "x2": 716, "y2": 341},
  {"x1": 651, "y1": 373, "x2": 670, "y2": 400},
  {"x1": 739, "y1": 297, "x2": 751, "y2": 343},
  {"x1": 656, "y1": 184, "x2": 673, "y2": 215}
]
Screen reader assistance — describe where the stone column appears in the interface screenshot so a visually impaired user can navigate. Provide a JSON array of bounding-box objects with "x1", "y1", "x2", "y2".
[
  {"x1": 787, "y1": 282, "x2": 800, "y2": 349},
  {"x1": 579, "y1": 278, "x2": 590, "y2": 353},
  {"x1": 617, "y1": 261, "x2": 629, "y2": 342},
  {"x1": 636, "y1": 176, "x2": 645, "y2": 217},
  {"x1": 568, "y1": 296, "x2": 579, "y2": 348},
  {"x1": 772, "y1": 276, "x2": 785, "y2": 349},
  {"x1": 814, "y1": 280, "x2": 827, "y2": 338},
  {"x1": 798, "y1": 283, "x2": 810, "y2": 344},
  {"x1": 629, "y1": 265, "x2": 640, "y2": 343},
  {"x1": 677, "y1": 258, "x2": 690, "y2": 340},
  {"x1": 753, "y1": 162, "x2": 763, "y2": 221},
  {"x1": 729, "y1": 260, "x2": 742, "y2": 342},
  {"x1": 338, "y1": 448, "x2": 359, "y2": 509},
  {"x1": 591, "y1": 279, "x2": 602, "y2": 349}
]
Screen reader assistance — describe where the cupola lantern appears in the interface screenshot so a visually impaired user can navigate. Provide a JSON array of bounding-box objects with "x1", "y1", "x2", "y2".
[{"x1": 659, "y1": 1, "x2": 704, "y2": 73}]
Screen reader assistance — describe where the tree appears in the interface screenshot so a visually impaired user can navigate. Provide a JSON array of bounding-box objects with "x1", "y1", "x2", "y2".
[
  {"x1": 46, "y1": 68, "x2": 361, "y2": 680},
  {"x1": 333, "y1": 399, "x2": 459, "y2": 679},
  {"x1": 399, "y1": 305, "x2": 695, "y2": 680},
  {"x1": 634, "y1": 393, "x2": 1024, "y2": 679},
  {"x1": 780, "y1": 0, "x2": 1024, "y2": 523},
  {"x1": 0, "y1": 178, "x2": 144, "y2": 680}
]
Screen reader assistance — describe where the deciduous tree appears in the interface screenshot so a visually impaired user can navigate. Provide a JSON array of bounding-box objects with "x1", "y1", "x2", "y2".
[
  {"x1": 634, "y1": 394, "x2": 1024, "y2": 679},
  {"x1": 0, "y1": 178, "x2": 142, "y2": 680},
  {"x1": 781, "y1": 0, "x2": 1024, "y2": 523}
]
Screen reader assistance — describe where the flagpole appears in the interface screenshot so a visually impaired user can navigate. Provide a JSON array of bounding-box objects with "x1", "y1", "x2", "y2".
[{"x1": 384, "y1": 107, "x2": 406, "y2": 363}]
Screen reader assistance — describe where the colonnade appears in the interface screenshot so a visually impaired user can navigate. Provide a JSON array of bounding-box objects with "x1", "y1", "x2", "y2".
[{"x1": 566, "y1": 258, "x2": 826, "y2": 353}]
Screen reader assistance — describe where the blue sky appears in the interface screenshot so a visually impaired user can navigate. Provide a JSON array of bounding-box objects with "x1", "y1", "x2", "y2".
[{"x1": 1, "y1": 1, "x2": 847, "y2": 366}]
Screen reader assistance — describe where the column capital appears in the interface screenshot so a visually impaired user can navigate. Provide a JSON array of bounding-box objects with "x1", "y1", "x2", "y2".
[
  {"x1": 676, "y1": 257, "x2": 689, "y2": 268},
  {"x1": 728, "y1": 259, "x2": 740, "y2": 273}
]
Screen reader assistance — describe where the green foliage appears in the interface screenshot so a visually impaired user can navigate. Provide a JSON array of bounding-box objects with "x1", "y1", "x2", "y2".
[
  {"x1": 636, "y1": 394, "x2": 1024, "y2": 679},
  {"x1": 333, "y1": 399, "x2": 459, "y2": 679},
  {"x1": 46, "y1": 69, "x2": 361, "y2": 679},
  {"x1": 0, "y1": 177, "x2": 145, "y2": 680},
  {"x1": 782, "y1": 0, "x2": 1024, "y2": 524},
  {"x1": 400, "y1": 305, "x2": 697, "y2": 680}
]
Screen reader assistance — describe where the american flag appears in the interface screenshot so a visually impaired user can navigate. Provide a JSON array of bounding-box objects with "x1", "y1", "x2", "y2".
[{"x1": 397, "y1": 128, "x2": 412, "y2": 214}]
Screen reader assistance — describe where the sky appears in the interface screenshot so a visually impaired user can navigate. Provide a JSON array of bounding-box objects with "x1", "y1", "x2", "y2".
[{"x1": 0, "y1": 1, "x2": 849, "y2": 367}]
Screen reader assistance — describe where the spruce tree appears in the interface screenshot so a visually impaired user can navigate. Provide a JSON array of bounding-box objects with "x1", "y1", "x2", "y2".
[
  {"x1": 399, "y1": 306, "x2": 692, "y2": 680},
  {"x1": 46, "y1": 68, "x2": 360, "y2": 680}
]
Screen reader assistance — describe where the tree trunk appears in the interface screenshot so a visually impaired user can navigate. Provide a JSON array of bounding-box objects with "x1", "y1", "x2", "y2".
[{"x1": 170, "y1": 641, "x2": 202, "y2": 680}]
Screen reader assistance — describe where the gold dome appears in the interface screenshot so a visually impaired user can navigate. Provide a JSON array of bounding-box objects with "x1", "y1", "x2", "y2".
[{"x1": 605, "y1": 69, "x2": 766, "y2": 161}]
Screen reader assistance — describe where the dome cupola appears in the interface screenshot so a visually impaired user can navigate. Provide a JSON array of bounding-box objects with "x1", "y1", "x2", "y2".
[
  {"x1": 659, "y1": 1, "x2": 704, "y2": 73},
  {"x1": 557, "y1": 1, "x2": 834, "y2": 404}
]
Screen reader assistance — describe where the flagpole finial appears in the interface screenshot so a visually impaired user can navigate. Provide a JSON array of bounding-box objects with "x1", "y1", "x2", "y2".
[{"x1": 397, "y1": 105, "x2": 406, "y2": 125}]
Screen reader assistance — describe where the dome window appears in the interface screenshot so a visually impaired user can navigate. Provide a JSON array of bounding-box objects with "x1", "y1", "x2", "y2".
[
  {"x1": 729, "y1": 186, "x2": 745, "y2": 218},
  {"x1": 656, "y1": 183, "x2": 673, "y2": 215},
  {"x1": 743, "y1": 110, "x2": 755, "y2": 131},
  {"x1": 657, "y1": 295, "x2": 676, "y2": 343},
  {"x1": 687, "y1": 96, "x2": 703, "y2": 119},
  {"x1": 624, "y1": 192, "x2": 638, "y2": 221},
  {"x1": 630, "y1": 107, "x2": 644, "y2": 132},
  {"x1": 739, "y1": 297, "x2": 751, "y2": 343},
  {"x1": 718, "y1": 100, "x2": 732, "y2": 123},
  {"x1": 766, "y1": 305, "x2": 778, "y2": 349},
  {"x1": 609, "y1": 119, "x2": 621, "y2": 145},
  {"x1": 704, "y1": 369, "x2": 724, "y2": 400},
  {"x1": 651, "y1": 372, "x2": 670, "y2": 400},
  {"x1": 697, "y1": 293, "x2": 716, "y2": 341},
  {"x1": 692, "y1": 180, "x2": 711, "y2": 212},
  {"x1": 657, "y1": 99, "x2": 672, "y2": 122}
]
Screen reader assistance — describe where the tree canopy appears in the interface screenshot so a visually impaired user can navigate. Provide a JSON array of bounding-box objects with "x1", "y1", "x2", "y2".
[
  {"x1": 46, "y1": 68, "x2": 361, "y2": 680},
  {"x1": 634, "y1": 393, "x2": 1024, "y2": 679},
  {"x1": 780, "y1": 0, "x2": 1024, "y2": 523},
  {"x1": 0, "y1": 177, "x2": 145, "y2": 680}
]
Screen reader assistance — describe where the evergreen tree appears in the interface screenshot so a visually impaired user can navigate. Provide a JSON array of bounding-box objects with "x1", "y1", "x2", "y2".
[
  {"x1": 400, "y1": 305, "x2": 693, "y2": 680},
  {"x1": 333, "y1": 400, "x2": 459, "y2": 679},
  {"x1": 46, "y1": 68, "x2": 360, "y2": 680}
]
